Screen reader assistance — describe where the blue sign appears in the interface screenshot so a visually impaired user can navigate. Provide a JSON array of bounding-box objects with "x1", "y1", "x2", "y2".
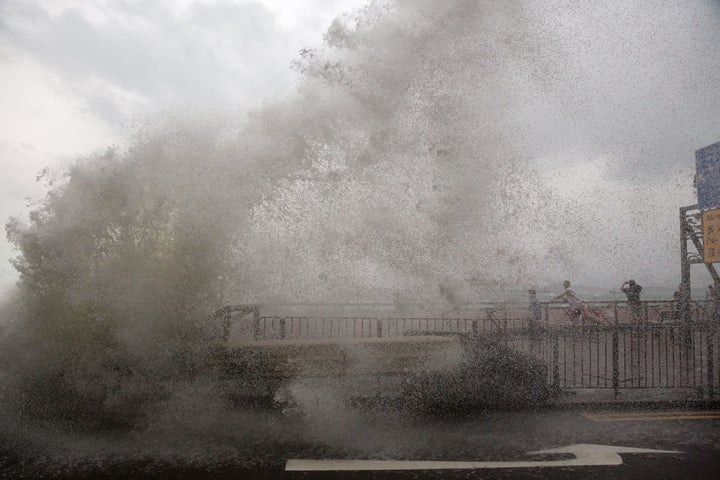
[{"x1": 696, "y1": 141, "x2": 720, "y2": 211}]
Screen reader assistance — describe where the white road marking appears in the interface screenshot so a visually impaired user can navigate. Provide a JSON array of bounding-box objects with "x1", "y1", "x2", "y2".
[
  {"x1": 285, "y1": 444, "x2": 682, "y2": 471},
  {"x1": 581, "y1": 410, "x2": 720, "y2": 422}
]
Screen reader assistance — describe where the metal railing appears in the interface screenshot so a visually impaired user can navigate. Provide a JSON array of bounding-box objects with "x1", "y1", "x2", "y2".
[
  {"x1": 504, "y1": 323, "x2": 719, "y2": 396},
  {"x1": 216, "y1": 300, "x2": 714, "y2": 342},
  {"x1": 215, "y1": 301, "x2": 720, "y2": 397}
]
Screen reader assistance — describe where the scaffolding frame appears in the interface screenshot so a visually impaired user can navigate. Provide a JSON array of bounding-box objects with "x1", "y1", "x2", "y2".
[{"x1": 679, "y1": 204, "x2": 720, "y2": 299}]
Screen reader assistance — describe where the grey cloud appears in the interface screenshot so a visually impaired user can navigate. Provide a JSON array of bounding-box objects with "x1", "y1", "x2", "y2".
[
  {"x1": 189, "y1": 0, "x2": 276, "y2": 37},
  {"x1": 521, "y1": 0, "x2": 720, "y2": 184},
  {"x1": 0, "y1": 0, "x2": 296, "y2": 122}
]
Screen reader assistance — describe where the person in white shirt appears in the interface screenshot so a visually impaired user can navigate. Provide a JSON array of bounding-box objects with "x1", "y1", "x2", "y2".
[
  {"x1": 551, "y1": 280, "x2": 607, "y2": 324},
  {"x1": 552, "y1": 280, "x2": 583, "y2": 320}
]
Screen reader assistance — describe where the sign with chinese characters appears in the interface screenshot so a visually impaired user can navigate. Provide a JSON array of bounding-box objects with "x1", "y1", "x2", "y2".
[
  {"x1": 696, "y1": 141, "x2": 720, "y2": 211},
  {"x1": 702, "y1": 208, "x2": 720, "y2": 263}
]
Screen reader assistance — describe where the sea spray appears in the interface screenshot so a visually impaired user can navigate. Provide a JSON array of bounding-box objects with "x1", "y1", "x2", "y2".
[{"x1": 0, "y1": 0, "x2": 613, "y2": 469}]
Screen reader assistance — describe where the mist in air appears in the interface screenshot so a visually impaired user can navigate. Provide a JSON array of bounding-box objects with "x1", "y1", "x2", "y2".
[{"x1": 1, "y1": 0, "x2": 719, "y2": 470}]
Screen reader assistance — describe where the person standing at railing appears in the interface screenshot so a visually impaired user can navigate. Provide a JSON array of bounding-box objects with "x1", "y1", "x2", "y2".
[
  {"x1": 620, "y1": 279, "x2": 643, "y2": 323},
  {"x1": 528, "y1": 289, "x2": 542, "y2": 331}
]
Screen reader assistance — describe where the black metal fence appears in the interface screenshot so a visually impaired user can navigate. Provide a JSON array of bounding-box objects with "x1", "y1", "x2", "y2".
[
  {"x1": 249, "y1": 316, "x2": 524, "y2": 340},
  {"x1": 217, "y1": 301, "x2": 720, "y2": 396},
  {"x1": 220, "y1": 300, "x2": 714, "y2": 340},
  {"x1": 505, "y1": 323, "x2": 719, "y2": 396}
]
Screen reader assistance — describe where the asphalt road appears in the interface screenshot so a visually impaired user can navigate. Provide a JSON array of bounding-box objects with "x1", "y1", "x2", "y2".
[
  {"x1": 4, "y1": 405, "x2": 719, "y2": 479},
  {"x1": 279, "y1": 407, "x2": 719, "y2": 480}
]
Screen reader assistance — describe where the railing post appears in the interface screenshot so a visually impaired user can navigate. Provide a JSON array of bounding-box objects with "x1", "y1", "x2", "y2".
[
  {"x1": 503, "y1": 303, "x2": 508, "y2": 334},
  {"x1": 708, "y1": 325, "x2": 715, "y2": 398},
  {"x1": 279, "y1": 318, "x2": 286, "y2": 340},
  {"x1": 552, "y1": 336, "x2": 559, "y2": 390},
  {"x1": 612, "y1": 324, "x2": 620, "y2": 397},
  {"x1": 253, "y1": 307, "x2": 260, "y2": 340},
  {"x1": 222, "y1": 309, "x2": 231, "y2": 341},
  {"x1": 613, "y1": 301, "x2": 618, "y2": 325},
  {"x1": 377, "y1": 319, "x2": 383, "y2": 337}
]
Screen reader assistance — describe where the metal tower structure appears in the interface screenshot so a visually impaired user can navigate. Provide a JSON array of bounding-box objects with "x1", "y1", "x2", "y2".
[
  {"x1": 680, "y1": 205, "x2": 720, "y2": 299},
  {"x1": 680, "y1": 142, "x2": 720, "y2": 298}
]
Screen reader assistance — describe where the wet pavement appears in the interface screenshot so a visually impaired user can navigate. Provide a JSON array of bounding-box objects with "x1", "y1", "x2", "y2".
[{"x1": 3, "y1": 404, "x2": 719, "y2": 479}]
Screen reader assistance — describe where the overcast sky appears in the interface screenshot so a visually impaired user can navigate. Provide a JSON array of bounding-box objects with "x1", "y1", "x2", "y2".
[{"x1": 0, "y1": 0, "x2": 368, "y2": 292}]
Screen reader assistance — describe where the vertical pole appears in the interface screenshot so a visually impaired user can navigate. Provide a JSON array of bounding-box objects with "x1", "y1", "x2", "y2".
[
  {"x1": 503, "y1": 302, "x2": 508, "y2": 335},
  {"x1": 377, "y1": 319, "x2": 383, "y2": 337},
  {"x1": 612, "y1": 324, "x2": 620, "y2": 397},
  {"x1": 708, "y1": 326, "x2": 715, "y2": 398},
  {"x1": 613, "y1": 302, "x2": 618, "y2": 325},
  {"x1": 222, "y1": 309, "x2": 231, "y2": 341},
  {"x1": 253, "y1": 307, "x2": 260, "y2": 341},
  {"x1": 553, "y1": 336, "x2": 560, "y2": 391},
  {"x1": 680, "y1": 206, "x2": 692, "y2": 300}
]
